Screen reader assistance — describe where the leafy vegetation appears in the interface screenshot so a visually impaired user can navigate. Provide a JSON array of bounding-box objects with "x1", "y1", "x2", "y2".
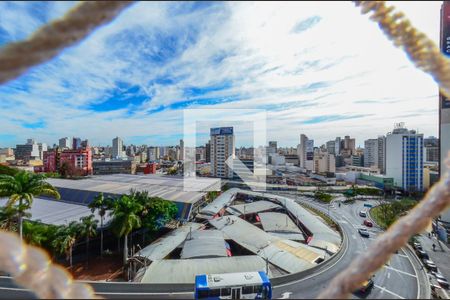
[
  {"x1": 370, "y1": 199, "x2": 417, "y2": 229},
  {"x1": 0, "y1": 171, "x2": 60, "y2": 239},
  {"x1": 314, "y1": 191, "x2": 333, "y2": 203},
  {"x1": 345, "y1": 186, "x2": 383, "y2": 197},
  {"x1": 88, "y1": 192, "x2": 113, "y2": 257},
  {"x1": 0, "y1": 165, "x2": 19, "y2": 176}
]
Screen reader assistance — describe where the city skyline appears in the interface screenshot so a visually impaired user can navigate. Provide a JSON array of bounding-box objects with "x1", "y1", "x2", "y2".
[{"x1": 0, "y1": 1, "x2": 442, "y2": 147}]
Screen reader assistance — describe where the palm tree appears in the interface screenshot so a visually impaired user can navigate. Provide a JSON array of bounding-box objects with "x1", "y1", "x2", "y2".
[
  {"x1": 88, "y1": 193, "x2": 112, "y2": 257},
  {"x1": 52, "y1": 221, "x2": 81, "y2": 268},
  {"x1": 79, "y1": 214, "x2": 98, "y2": 267},
  {"x1": 0, "y1": 171, "x2": 60, "y2": 240},
  {"x1": 110, "y1": 195, "x2": 142, "y2": 265}
]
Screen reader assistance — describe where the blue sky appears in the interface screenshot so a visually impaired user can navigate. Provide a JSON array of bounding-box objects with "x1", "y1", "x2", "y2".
[{"x1": 0, "y1": 1, "x2": 442, "y2": 148}]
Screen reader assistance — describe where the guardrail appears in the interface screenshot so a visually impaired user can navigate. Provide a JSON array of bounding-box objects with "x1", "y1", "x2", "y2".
[{"x1": 0, "y1": 199, "x2": 347, "y2": 297}]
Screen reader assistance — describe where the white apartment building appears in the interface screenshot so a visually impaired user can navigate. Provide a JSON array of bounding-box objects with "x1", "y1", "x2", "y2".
[
  {"x1": 385, "y1": 124, "x2": 423, "y2": 192},
  {"x1": 112, "y1": 137, "x2": 124, "y2": 159},
  {"x1": 210, "y1": 127, "x2": 235, "y2": 178}
]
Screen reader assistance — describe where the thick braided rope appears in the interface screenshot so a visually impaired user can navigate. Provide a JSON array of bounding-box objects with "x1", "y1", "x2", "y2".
[
  {"x1": 318, "y1": 157, "x2": 450, "y2": 298},
  {"x1": 317, "y1": 4, "x2": 450, "y2": 297},
  {"x1": 353, "y1": 1, "x2": 450, "y2": 98},
  {"x1": 0, "y1": 1, "x2": 134, "y2": 85},
  {"x1": 0, "y1": 230, "x2": 99, "y2": 298}
]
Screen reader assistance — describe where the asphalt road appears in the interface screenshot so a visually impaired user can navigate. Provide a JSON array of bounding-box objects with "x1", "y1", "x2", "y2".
[
  {"x1": 269, "y1": 195, "x2": 421, "y2": 299},
  {"x1": 0, "y1": 196, "x2": 424, "y2": 300}
]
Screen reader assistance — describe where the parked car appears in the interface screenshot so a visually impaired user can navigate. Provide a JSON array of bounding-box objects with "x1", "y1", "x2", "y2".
[
  {"x1": 354, "y1": 277, "x2": 374, "y2": 294},
  {"x1": 416, "y1": 249, "x2": 430, "y2": 260},
  {"x1": 413, "y1": 242, "x2": 423, "y2": 251},
  {"x1": 422, "y1": 259, "x2": 438, "y2": 272},
  {"x1": 432, "y1": 272, "x2": 449, "y2": 289},
  {"x1": 359, "y1": 210, "x2": 367, "y2": 218},
  {"x1": 363, "y1": 220, "x2": 373, "y2": 227},
  {"x1": 358, "y1": 228, "x2": 370, "y2": 238}
]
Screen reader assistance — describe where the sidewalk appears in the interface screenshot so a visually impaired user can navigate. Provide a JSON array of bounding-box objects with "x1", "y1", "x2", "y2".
[{"x1": 418, "y1": 234, "x2": 450, "y2": 298}]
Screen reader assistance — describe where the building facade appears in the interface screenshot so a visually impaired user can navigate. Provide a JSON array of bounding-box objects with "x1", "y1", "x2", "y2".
[
  {"x1": 385, "y1": 124, "x2": 424, "y2": 192},
  {"x1": 210, "y1": 127, "x2": 235, "y2": 178},
  {"x1": 44, "y1": 147, "x2": 93, "y2": 176},
  {"x1": 92, "y1": 159, "x2": 136, "y2": 175},
  {"x1": 112, "y1": 137, "x2": 124, "y2": 159}
]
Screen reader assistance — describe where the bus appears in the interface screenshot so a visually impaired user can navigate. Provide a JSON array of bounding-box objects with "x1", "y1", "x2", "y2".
[{"x1": 195, "y1": 271, "x2": 272, "y2": 299}]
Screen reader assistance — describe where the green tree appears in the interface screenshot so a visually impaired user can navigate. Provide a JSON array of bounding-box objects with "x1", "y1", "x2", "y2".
[
  {"x1": 0, "y1": 171, "x2": 60, "y2": 240},
  {"x1": 110, "y1": 195, "x2": 142, "y2": 265},
  {"x1": 88, "y1": 193, "x2": 112, "y2": 257},
  {"x1": 0, "y1": 205, "x2": 23, "y2": 231},
  {"x1": 0, "y1": 165, "x2": 19, "y2": 176},
  {"x1": 79, "y1": 214, "x2": 98, "y2": 267},
  {"x1": 52, "y1": 221, "x2": 81, "y2": 268}
]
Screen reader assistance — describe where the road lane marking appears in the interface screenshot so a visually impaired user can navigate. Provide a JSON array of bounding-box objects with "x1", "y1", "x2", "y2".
[
  {"x1": 396, "y1": 253, "x2": 409, "y2": 258},
  {"x1": 387, "y1": 272, "x2": 391, "y2": 279},
  {"x1": 383, "y1": 265, "x2": 417, "y2": 278},
  {"x1": 374, "y1": 284, "x2": 405, "y2": 299}
]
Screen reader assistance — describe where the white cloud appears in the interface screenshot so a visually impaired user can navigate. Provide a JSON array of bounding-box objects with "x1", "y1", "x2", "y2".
[{"x1": 0, "y1": 1, "x2": 442, "y2": 148}]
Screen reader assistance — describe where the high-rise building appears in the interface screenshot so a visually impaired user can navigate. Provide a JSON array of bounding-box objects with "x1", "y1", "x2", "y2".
[
  {"x1": 180, "y1": 139, "x2": 184, "y2": 161},
  {"x1": 298, "y1": 134, "x2": 308, "y2": 169},
  {"x1": 439, "y1": 0, "x2": 450, "y2": 244},
  {"x1": 424, "y1": 136, "x2": 439, "y2": 163},
  {"x1": 210, "y1": 127, "x2": 235, "y2": 178},
  {"x1": 343, "y1": 135, "x2": 356, "y2": 156},
  {"x1": 15, "y1": 139, "x2": 40, "y2": 162},
  {"x1": 205, "y1": 141, "x2": 211, "y2": 163},
  {"x1": 112, "y1": 137, "x2": 123, "y2": 159},
  {"x1": 37, "y1": 143, "x2": 47, "y2": 160},
  {"x1": 385, "y1": 123, "x2": 424, "y2": 192},
  {"x1": 326, "y1": 140, "x2": 335, "y2": 155},
  {"x1": 72, "y1": 137, "x2": 82, "y2": 150},
  {"x1": 314, "y1": 151, "x2": 336, "y2": 173},
  {"x1": 378, "y1": 136, "x2": 386, "y2": 174},
  {"x1": 268, "y1": 141, "x2": 277, "y2": 155},
  {"x1": 335, "y1": 137, "x2": 342, "y2": 156},
  {"x1": 58, "y1": 137, "x2": 72, "y2": 149},
  {"x1": 364, "y1": 139, "x2": 378, "y2": 168}
]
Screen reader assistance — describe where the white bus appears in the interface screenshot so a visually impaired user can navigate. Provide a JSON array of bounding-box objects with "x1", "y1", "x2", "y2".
[{"x1": 195, "y1": 271, "x2": 272, "y2": 299}]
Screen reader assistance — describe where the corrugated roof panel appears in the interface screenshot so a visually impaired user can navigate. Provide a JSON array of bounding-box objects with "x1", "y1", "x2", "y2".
[
  {"x1": 226, "y1": 201, "x2": 281, "y2": 216},
  {"x1": 135, "y1": 223, "x2": 203, "y2": 261},
  {"x1": 140, "y1": 256, "x2": 267, "y2": 283}
]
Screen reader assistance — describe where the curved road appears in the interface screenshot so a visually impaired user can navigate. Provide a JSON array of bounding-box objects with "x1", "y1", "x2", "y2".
[
  {"x1": 0, "y1": 196, "x2": 425, "y2": 299},
  {"x1": 270, "y1": 194, "x2": 422, "y2": 299}
]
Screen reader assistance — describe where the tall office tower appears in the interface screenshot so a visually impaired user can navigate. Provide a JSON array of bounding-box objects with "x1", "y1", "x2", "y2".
[
  {"x1": 424, "y1": 136, "x2": 440, "y2": 163},
  {"x1": 439, "y1": 0, "x2": 450, "y2": 239},
  {"x1": 81, "y1": 139, "x2": 89, "y2": 149},
  {"x1": 37, "y1": 143, "x2": 47, "y2": 160},
  {"x1": 59, "y1": 137, "x2": 72, "y2": 149},
  {"x1": 326, "y1": 140, "x2": 335, "y2": 155},
  {"x1": 298, "y1": 134, "x2": 314, "y2": 171},
  {"x1": 343, "y1": 135, "x2": 356, "y2": 155},
  {"x1": 205, "y1": 141, "x2": 211, "y2": 163},
  {"x1": 210, "y1": 127, "x2": 235, "y2": 178},
  {"x1": 72, "y1": 137, "x2": 82, "y2": 150},
  {"x1": 298, "y1": 134, "x2": 308, "y2": 168},
  {"x1": 112, "y1": 137, "x2": 123, "y2": 159},
  {"x1": 335, "y1": 137, "x2": 341, "y2": 155},
  {"x1": 364, "y1": 139, "x2": 378, "y2": 168},
  {"x1": 377, "y1": 136, "x2": 386, "y2": 174},
  {"x1": 159, "y1": 147, "x2": 166, "y2": 159},
  {"x1": 180, "y1": 139, "x2": 184, "y2": 161},
  {"x1": 268, "y1": 141, "x2": 277, "y2": 154},
  {"x1": 386, "y1": 123, "x2": 424, "y2": 192}
]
